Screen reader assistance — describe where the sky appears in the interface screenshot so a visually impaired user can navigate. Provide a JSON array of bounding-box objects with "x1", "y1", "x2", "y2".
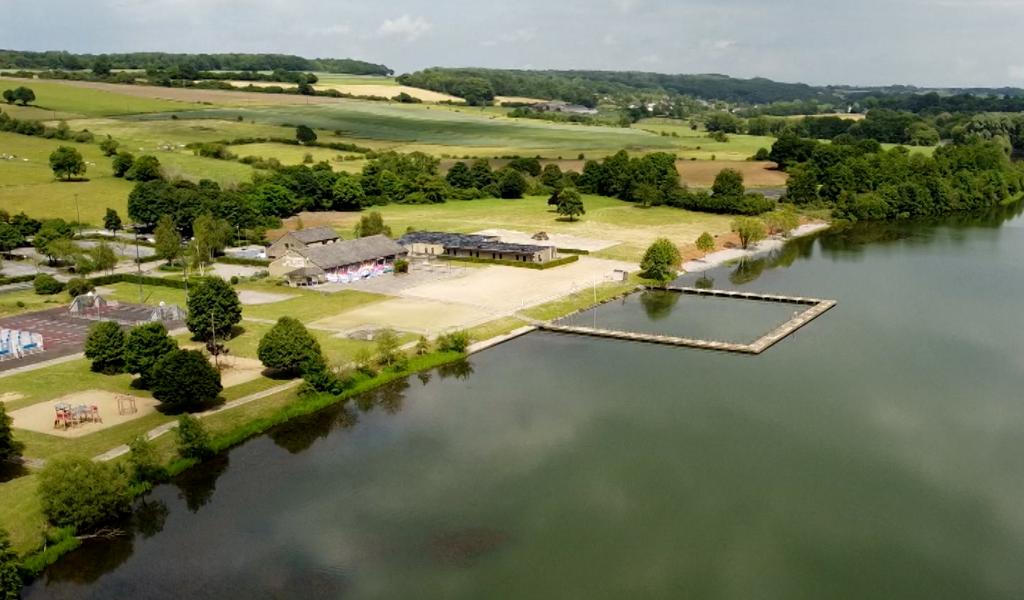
[{"x1": 3, "y1": 0, "x2": 1024, "y2": 88}]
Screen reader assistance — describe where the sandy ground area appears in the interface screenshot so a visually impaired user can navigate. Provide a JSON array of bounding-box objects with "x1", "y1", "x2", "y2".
[
  {"x1": 237, "y1": 290, "x2": 296, "y2": 305},
  {"x1": 311, "y1": 298, "x2": 494, "y2": 335},
  {"x1": 0, "y1": 392, "x2": 25, "y2": 403},
  {"x1": 211, "y1": 264, "x2": 265, "y2": 281},
  {"x1": 401, "y1": 257, "x2": 638, "y2": 313},
  {"x1": 682, "y1": 223, "x2": 830, "y2": 273},
  {"x1": 214, "y1": 355, "x2": 266, "y2": 387},
  {"x1": 10, "y1": 390, "x2": 157, "y2": 439},
  {"x1": 320, "y1": 84, "x2": 461, "y2": 103},
  {"x1": 473, "y1": 229, "x2": 617, "y2": 252}
]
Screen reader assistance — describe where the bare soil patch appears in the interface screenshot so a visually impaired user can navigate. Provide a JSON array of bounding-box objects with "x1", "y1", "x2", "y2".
[
  {"x1": 311, "y1": 298, "x2": 494, "y2": 335},
  {"x1": 237, "y1": 290, "x2": 297, "y2": 306}
]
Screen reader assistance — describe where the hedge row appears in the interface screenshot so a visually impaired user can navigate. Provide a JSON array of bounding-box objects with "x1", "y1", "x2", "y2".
[
  {"x1": 88, "y1": 273, "x2": 189, "y2": 289},
  {"x1": 217, "y1": 256, "x2": 271, "y2": 267},
  {"x1": 555, "y1": 247, "x2": 591, "y2": 255},
  {"x1": 0, "y1": 274, "x2": 37, "y2": 285},
  {"x1": 439, "y1": 254, "x2": 579, "y2": 270}
]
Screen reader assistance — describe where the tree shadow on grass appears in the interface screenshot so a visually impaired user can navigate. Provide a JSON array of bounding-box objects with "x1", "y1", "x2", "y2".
[{"x1": 0, "y1": 460, "x2": 28, "y2": 483}]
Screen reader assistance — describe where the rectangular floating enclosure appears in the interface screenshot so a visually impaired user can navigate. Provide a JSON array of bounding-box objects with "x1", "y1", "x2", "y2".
[{"x1": 534, "y1": 286, "x2": 837, "y2": 355}]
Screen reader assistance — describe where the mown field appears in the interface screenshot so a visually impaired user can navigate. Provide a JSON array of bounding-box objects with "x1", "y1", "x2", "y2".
[{"x1": 0, "y1": 77, "x2": 200, "y2": 117}]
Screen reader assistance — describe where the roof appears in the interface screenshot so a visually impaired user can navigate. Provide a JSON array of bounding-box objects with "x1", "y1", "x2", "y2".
[
  {"x1": 282, "y1": 226, "x2": 340, "y2": 245},
  {"x1": 284, "y1": 266, "x2": 326, "y2": 278},
  {"x1": 298, "y1": 235, "x2": 407, "y2": 269},
  {"x1": 400, "y1": 231, "x2": 548, "y2": 254}
]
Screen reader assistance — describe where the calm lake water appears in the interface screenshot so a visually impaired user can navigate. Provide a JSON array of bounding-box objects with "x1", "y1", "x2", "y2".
[{"x1": 24, "y1": 205, "x2": 1024, "y2": 599}]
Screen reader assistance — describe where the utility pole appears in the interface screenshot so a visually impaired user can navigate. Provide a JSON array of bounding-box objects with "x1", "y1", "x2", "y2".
[
  {"x1": 73, "y1": 193, "x2": 81, "y2": 237},
  {"x1": 134, "y1": 229, "x2": 143, "y2": 304}
]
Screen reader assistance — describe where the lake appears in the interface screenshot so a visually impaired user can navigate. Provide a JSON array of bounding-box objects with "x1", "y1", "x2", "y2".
[{"x1": 23, "y1": 205, "x2": 1024, "y2": 599}]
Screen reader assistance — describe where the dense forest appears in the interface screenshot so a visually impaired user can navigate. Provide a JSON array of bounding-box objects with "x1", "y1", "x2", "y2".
[
  {"x1": 773, "y1": 136, "x2": 1024, "y2": 220},
  {"x1": 0, "y1": 50, "x2": 392, "y2": 76}
]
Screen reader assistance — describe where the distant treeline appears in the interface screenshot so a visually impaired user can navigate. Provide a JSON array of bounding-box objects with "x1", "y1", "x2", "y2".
[
  {"x1": 398, "y1": 67, "x2": 828, "y2": 106},
  {"x1": 0, "y1": 50, "x2": 392, "y2": 76}
]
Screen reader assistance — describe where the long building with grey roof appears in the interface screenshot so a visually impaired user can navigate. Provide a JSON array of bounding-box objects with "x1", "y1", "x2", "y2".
[{"x1": 400, "y1": 231, "x2": 557, "y2": 264}]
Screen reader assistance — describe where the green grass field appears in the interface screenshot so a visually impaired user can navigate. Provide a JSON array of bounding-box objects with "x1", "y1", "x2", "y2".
[
  {"x1": 229, "y1": 142, "x2": 364, "y2": 170},
  {"x1": 634, "y1": 118, "x2": 775, "y2": 160},
  {"x1": 312, "y1": 73, "x2": 398, "y2": 86},
  {"x1": 0, "y1": 131, "x2": 134, "y2": 222},
  {"x1": 0, "y1": 77, "x2": 200, "y2": 117}
]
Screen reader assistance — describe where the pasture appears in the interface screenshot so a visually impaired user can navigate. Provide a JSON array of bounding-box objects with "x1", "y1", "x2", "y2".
[
  {"x1": 0, "y1": 77, "x2": 200, "y2": 117},
  {"x1": 0, "y1": 131, "x2": 133, "y2": 222},
  {"x1": 634, "y1": 118, "x2": 774, "y2": 160}
]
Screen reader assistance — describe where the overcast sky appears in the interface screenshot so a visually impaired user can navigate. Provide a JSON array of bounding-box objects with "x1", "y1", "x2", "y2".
[{"x1": 3, "y1": 0, "x2": 1023, "y2": 87}]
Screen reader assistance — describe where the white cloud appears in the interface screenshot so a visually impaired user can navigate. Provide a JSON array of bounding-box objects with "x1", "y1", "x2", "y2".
[
  {"x1": 1009, "y1": 65, "x2": 1024, "y2": 80},
  {"x1": 480, "y1": 28, "x2": 536, "y2": 47},
  {"x1": 377, "y1": 14, "x2": 431, "y2": 41}
]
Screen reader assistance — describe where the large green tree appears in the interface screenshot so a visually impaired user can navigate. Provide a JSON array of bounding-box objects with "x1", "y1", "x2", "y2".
[
  {"x1": 640, "y1": 238, "x2": 682, "y2": 285},
  {"x1": 295, "y1": 124, "x2": 317, "y2": 144},
  {"x1": 497, "y1": 168, "x2": 527, "y2": 199},
  {"x1": 124, "y1": 154, "x2": 162, "y2": 182},
  {"x1": 84, "y1": 320, "x2": 126, "y2": 374},
  {"x1": 556, "y1": 188, "x2": 585, "y2": 221},
  {"x1": 0, "y1": 222, "x2": 24, "y2": 253},
  {"x1": 0, "y1": 403, "x2": 24, "y2": 463},
  {"x1": 711, "y1": 168, "x2": 745, "y2": 199},
  {"x1": 153, "y1": 214, "x2": 181, "y2": 265},
  {"x1": 37, "y1": 456, "x2": 133, "y2": 531},
  {"x1": 186, "y1": 277, "x2": 242, "y2": 340},
  {"x1": 49, "y1": 146, "x2": 86, "y2": 181},
  {"x1": 257, "y1": 317, "x2": 324, "y2": 376},
  {"x1": 11, "y1": 86, "x2": 35, "y2": 106},
  {"x1": 124, "y1": 322, "x2": 178, "y2": 386},
  {"x1": 103, "y1": 208, "x2": 122, "y2": 233},
  {"x1": 112, "y1": 151, "x2": 134, "y2": 178},
  {"x1": 0, "y1": 528, "x2": 21, "y2": 600},
  {"x1": 731, "y1": 217, "x2": 767, "y2": 249},
  {"x1": 151, "y1": 349, "x2": 222, "y2": 411}
]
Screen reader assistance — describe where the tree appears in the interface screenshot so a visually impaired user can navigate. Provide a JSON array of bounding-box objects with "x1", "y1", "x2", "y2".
[
  {"x1": 128, "y1": 435, "x2": 166, "y2": 483},
  {"x1": 11, "y1": 86, "x2": 35, "y2": 106},
  {"x1": 37, "y1": 455, "x2": 133, "y2": 531},
  {"x1": 112, "y1": 151, "x2": 134, "y2": 177},
  {"x1": 0, "y1": 222, "x2": 24, "y2": 253},
  {"x1": 556, "y1": 188, "x2": 585, "y2": 221},
  {"x1": 0, "y1": 529, "x2": 22, "y2": 600},
  {"x1": 375, "y1": 328, "x2": 401, "y2": 367},
  {"x1": 154, "y1": 214, "x2": 181, "y2": 265},
  {"x1": 446, "y1": 161, "x2": 474, "y2": 189},
  {"x1": 353, "y1": 211, "x2": 391, "y2": 238},
  {"x1": 124, "y1": 322, "x2": 178, "y2": 386},
  {"x1": 124, "y1": 154, "x2": 161, "y2": 181},
  {"x1": 46, "y1": 238, "x2": 82, "y2": 267},
  {"x1": 764, "y1": 209, "x2": 800, "y2": 237},
  {"x1": 332, "y1": 174, "x2": 366, "y2": 210},
  {"x1": 497, "y1": 168, "x2": 527, "y2": 199},
  {"x1": 188, "y1": 213, "x2": 232, "y2": 276},
  {"x1": 712, "y1": 168, "x2": 745, "y2": 198},
  {"x1": 0, "y1": 90, "x2": 12, "y2": 105},
  {"x1": 99, "y1": 135, "x2": 119, "y2": 156},
  {"x1": 92, "y1": 55, "x2": 112, "y2": 76},
  {"x1": 436, "y1": 330, "x2": 470, "y2": 353},
  {"x1": 89, "y1": 241, "x2": 118, "y2": 274},
  {"x1": 257, "y1": 317, "x2": 324, "y2": 376},
  {"x1": 696, "y1": 232, "x2": 715, "y2": 257},
  {"x1": 540, "y1": 163, "x2": 565, "y2": 189},
  {"x1": 66, "y1": 277, "x2": 95, "y2": 297},
  {"x1": 33, "y1": 218, "x2": 74, "y2": 264},
  {"x1": 84, "y1": 321, "x2": 126, "y2": 374},
  {"x1": 49, "y1": 146, "x2": 86, "y2": 181},
  {"x1": 100, "y1": 209, "x2": 122, "y2": 235},
  {"x1": 296, "y1": 124, "x2": 317, "y2": 144},
  {"x1": 0, "y1": 402, "x2": 23, "y2": 463},
  {"x1": 186, "y1": 276, "x2": 242, "y2": 340},
  {"x1": 785, "y1": 163, "x2": 819, "y2": 205},
  {"x1": 731, "y1": 217, "x2": 767, "y2": 249},
  {"x1": 176, "y1": 414, "x2": 213, "y2": 459},
  {"x1": 151, "y1": 349, "x2": 222, "y2": 410},
  {"x1": 640, "y1": 238, "x2": 682, "y2": 285}
]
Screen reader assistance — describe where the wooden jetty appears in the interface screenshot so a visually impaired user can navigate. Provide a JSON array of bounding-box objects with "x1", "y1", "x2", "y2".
[{"x1": 533, "y1": 286, "x2": 837, "y2": 355}]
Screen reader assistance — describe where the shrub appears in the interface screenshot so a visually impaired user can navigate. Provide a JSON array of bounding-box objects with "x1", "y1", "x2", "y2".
[
  {"x1": 176, "y1": 414, "x2": 212, "y2": 459},
  {"x1": 414, "y1": 335, "x2": 431, "y2": 355},
  {"x1": 437, "y1": 330, "x2": 470, "y2": 353},
  {"x1": 33, "y1": 273, "x2": 64, "y2": 295},
  {"x1": 151, "y1": 349, "x2": 222, "y2": 411},
  {"x1": 257, "y1": 317, "x2": 323, "y2": 376},
  {"x1": 393, "y1": 258, "x2": 409, "y2": 274},
  {"x1": 65, "y1": 276, "x2": 95, "y2": 298},
  {"x1": 83, "y1": 320, "x2": 125, "y2": 374},
  {"x1": 123, "y1": 322, "x2": 178, "y2": 386},
  {"x1": 0, "y1": 529, "x2": 23, "y2": 599},
  {"x1": 37, "y1": 456, "x2": 133, "y2": 531},
  {"x1": 128, "y1": 435, "x2": 166, "y2": 483},
  {"x1": 375, "y1": 328, "x2": 401, "y2": 367},
  {"x1": 731, "y1": 217, "x2": 767, "y2": 249}
]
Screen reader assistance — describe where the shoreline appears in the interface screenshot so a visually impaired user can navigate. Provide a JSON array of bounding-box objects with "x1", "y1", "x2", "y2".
[{"x1": 682, "y1": 222, "x2": 830, "y2": 274}]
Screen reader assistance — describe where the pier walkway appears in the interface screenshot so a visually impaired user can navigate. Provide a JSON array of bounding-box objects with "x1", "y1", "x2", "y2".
[{"x1": 532, "y1": 286, "x2": 836, "y2": 355}]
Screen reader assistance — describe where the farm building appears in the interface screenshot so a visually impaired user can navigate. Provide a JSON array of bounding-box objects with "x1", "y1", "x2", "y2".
[
  {"x1": 269, "y1": 235, "x2": 408, "y2": 286},
  {"x1": 266, "y1": 226, "x2": 341, "y2": 259},
  {"x1": 400, "y1": 231, "x2": 557, "y2": 264}
]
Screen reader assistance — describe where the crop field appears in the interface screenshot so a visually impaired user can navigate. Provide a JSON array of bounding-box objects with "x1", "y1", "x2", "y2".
[
  {"x1": 0, "y1": 131, "x2": 133, "y2": 222},
  {"x1": 126, "y1": 103, "x2": 688, "y2": 157},
  {"x1": 278, "y1": 194, "x2": 735, "y2": 262},
  {"x1": 634, "y1": 118, "x2": 774, "y2": 160},
  {"x1": 229, "y1": 142, "x2": 365, "y2": 170},
  {"x1": 0, "y1": 77, "x2": 201, "y2": 116}
]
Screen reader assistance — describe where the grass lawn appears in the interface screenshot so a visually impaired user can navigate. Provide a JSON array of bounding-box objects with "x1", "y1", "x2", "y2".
[
  {"x1": 0, "y1": 131, "x2": 134, "y2": 223},
  {"x1": 0, "y1": 359, "x2": 144, "y2": 411},
  {"x1": 294, "y1": 194, "x2": 734, "y2": 262},
  {"x1": 229, "y1": 142, "x2": 364, "y2": 170},
  {"x1": 0, "y1": 475, "x2": 43, "y2": 554},
  {"x1": 0, "y1": 77, "x2": 200, "y2": 117},
  {"x1": 220, "y1": 320, "x2": 378, "y2": 364},
  {"x1": 466, "y1": 316, "x2": 528, "y2": 342},
  {"x1": 634, "y1": 118, "x2": 775, "y2": 160},
  {"x1": 0, "y1": 288, "x2": 69, "y2": 317},
  {"x1": 239, "y1": 285, "x2": 387, "y2": 323}
]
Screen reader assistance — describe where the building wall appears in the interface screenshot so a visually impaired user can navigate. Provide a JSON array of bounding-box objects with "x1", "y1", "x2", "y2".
[
  {"x1": 403, "y1": 241, "x2": 446, "y2": 256},
  {"x1": 268, "y1": 253, "x2": 311, "y2": 278},
  {"x1": 267, "y1": 234, "x2": 337, "y2": 259}
]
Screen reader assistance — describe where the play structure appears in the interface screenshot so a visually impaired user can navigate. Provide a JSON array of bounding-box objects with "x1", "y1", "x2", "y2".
[{"x1": 0, "y1": 327, "x2": 44, "y2": 361}]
